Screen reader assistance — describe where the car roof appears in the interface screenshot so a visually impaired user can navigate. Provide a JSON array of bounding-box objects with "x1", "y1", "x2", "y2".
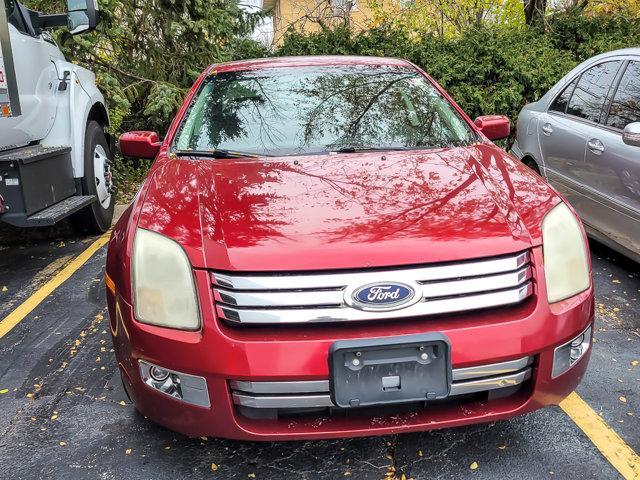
[
  {"x1": 531, "y1": 47, "x2": 640, "y2": 109},
  {"x1": 586, "y1": 47, "x2": 640, "y2": 63},
  {"x1": 208, "y1": 56, "x2": 414, "y2": 74},
  {"x1": 603, "y1": 47, "x2": 640, "y2": 55}
]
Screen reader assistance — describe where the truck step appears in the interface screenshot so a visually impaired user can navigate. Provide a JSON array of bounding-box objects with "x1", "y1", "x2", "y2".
[
  {"x1": 0, "y1": 145, "x2": 71, "y2": 164},
  {"x1": 25, "y1": 195, "x2": 96, "y2": 226},
  {"x1": 1, "y1": 195, "x2": 96, "y2": 228}
]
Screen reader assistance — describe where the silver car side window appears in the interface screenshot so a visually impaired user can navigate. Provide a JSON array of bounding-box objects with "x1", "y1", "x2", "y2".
[
  {"x1": 605, "y1": 61, "x2": 640, "y2": 130},
  {"x1": 549, "y1": 77, "x2": 579, "y2": 113},
  {"x1": 566, "y1": 61, "x2": 622, "y2": 123}
]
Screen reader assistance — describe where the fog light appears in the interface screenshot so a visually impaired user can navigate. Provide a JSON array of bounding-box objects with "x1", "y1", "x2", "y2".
[
  {"x1": 552, "y1": 325, "x2": 591, "y2": 378},
  {"x1": 138, "y1": 360, "x2": 210, "y2": 407},
  {"x1": 570, "y1": 335, "x2": 584, "y2": 348},
  {"x1": 150, "y1": 366, "x2": 170, "y2": 382}
]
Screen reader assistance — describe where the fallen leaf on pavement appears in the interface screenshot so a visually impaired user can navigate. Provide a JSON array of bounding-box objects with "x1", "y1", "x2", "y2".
[
  {"x1": 211, "y1": 463, "x2": 218, "y2": 472},
  {"x1": 620, "y1": 396, "x2": 627, "y2": 403},
  {"x1": 125, "y1": 448, "x2": 132, "y2": 455},
  {"x1": 0, "y1": 389, "x2": 8, "y2": 394},
  {"x1": 470, "y1": 462, "x2": 478, "y2": 470}
]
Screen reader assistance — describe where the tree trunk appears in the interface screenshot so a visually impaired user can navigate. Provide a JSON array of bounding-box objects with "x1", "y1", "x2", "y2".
[{"x1": 523, "y1": 0, "x2": 547, "y2": 26}]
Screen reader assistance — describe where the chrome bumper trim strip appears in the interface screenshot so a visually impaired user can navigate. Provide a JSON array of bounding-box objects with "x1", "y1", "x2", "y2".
[
  {"x1": 231, "y1": 368, "x2": 532, "y2": 409},
  {"x1": 452, "y1": 356, "x2": 533, "y2": 381},
  {"x1": 229, "y1": 356, "x2": 533, "y2": 394}
]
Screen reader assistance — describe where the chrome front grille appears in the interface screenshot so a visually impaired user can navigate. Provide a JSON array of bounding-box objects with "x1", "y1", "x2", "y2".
[
  {"x1": 230, "y1": 356, "x2": 534, "y2": 409},
  {"x1": 212, "y1": 251, "x2": 533, "y2": 325}
]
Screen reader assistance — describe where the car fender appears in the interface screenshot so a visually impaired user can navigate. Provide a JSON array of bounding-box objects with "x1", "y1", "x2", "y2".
[
  {"x1": 40, "y1": 61, "x2": 109, "y2": 179},
  {"x1": 514, "y1": 108, "x2": 546, "y2": 174}
]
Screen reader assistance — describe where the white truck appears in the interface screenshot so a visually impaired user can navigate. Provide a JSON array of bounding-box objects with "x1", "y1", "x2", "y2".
[{"x1": 0, "y1": 0, "x2": 113, "y2": 233}]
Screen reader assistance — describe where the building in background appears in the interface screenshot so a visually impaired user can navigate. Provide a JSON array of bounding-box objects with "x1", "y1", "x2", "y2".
[
  {"x1": 266, "y1": 0, "x2": 380, "y2": 45},
  {"x1": 243, "y1": 0, "x2": 275, "y2": 47}
]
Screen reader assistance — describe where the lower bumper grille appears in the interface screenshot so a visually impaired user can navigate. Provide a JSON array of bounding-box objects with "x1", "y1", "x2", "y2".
[{"x1": 230, "y1": 356, "x2": 533, "y2": 410}]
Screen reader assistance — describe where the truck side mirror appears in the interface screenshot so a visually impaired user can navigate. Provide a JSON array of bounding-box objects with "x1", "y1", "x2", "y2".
[
  {"x1": 622, "y1": 122, "x2": 640, "y2": 147},
  {"x1": 119, "y1": 131, "x2": 162, "y2": 159},
  {"x1": 66, "y1": 0, "x2": 99, "y2": 35},
  {"x1": 474, "y1": 115, "x2": 511, "y2": 141}
]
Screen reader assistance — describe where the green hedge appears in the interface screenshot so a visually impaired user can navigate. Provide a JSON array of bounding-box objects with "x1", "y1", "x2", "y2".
[{"x1": 274, "y1": 12, "x2": 640, "y2": 123}]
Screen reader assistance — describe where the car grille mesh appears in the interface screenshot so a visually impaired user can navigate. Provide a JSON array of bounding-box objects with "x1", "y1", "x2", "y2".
[{"x1": 211, "y1": 251, "x2": 533, "y2": 325}]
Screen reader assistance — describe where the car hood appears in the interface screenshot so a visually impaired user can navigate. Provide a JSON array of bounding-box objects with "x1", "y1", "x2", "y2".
[{"x1": 137, "y1": 144, "x2": 561, "y2": 271}]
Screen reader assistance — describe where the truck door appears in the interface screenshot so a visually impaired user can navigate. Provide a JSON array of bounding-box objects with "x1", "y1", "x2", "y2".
[{"x1": 0, "y1": 0, "x2": 59, "y2": 151}]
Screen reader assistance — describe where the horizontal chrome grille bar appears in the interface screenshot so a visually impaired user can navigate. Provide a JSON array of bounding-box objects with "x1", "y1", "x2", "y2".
[
  {"x1": 231, "y1": 369, "x2": 532, "y2": 409},
  {"x1": 214, "y1": 267, "x2": 531, "y2": 308},
  {"x1": 212, "y1": 251, "x2": 533, "y2": 325},
  {"x1": 213, "y1": 252, "x2": 530, "y2": 291},
  {"x1": 216, "y1": 283, "x2": 533, "y2": 324},
  {"x1": 229, "y1": 356, "x2": 533, "y2": 394}
]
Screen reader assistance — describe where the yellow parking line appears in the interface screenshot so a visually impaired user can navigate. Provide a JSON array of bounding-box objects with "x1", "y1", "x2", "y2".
[
  {"x1": 560, "y1": 391, "x2": 640, "y2": 479},
  {"x1": 0, "y1": 232, "x2": 111, "y2": 339}
]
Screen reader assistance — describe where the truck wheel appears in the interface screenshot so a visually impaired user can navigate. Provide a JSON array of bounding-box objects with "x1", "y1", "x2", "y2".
[{"x1": 72, "y1": 121, "x2": 115, "y2": 233}]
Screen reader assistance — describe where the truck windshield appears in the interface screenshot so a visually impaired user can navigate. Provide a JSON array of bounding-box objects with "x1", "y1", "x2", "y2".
[{"x1": 175, "y1": 65, "x2": 476, "y2": 157}]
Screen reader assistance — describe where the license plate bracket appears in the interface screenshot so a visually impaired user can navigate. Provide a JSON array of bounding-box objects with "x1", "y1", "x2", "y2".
[{"x1": 329, "y1": 333, "x2": 452, "y2": 408}]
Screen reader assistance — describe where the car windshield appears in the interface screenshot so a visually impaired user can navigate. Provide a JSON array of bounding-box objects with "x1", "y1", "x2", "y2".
[{"x1": 174, "y1": 65, "x2": 476, "y2": 157}]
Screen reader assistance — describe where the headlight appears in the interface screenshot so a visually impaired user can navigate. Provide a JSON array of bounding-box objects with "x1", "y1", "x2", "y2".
[
  {"x1": 132, "y1": 228, "x2": 201, "y2": 330},
  {"x1": 542, "y1": 202, "x2": 590, "y2": 303}
]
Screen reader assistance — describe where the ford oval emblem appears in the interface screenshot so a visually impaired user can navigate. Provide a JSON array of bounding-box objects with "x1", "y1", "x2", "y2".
[{"x1": 350, "y1": 282, "x2": 416, "y2": 311}]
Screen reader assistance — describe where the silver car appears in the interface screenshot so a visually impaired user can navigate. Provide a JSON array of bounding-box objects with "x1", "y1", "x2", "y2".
[{"x1": 512, "y1": 48, "x2": 640, "y2": 262}]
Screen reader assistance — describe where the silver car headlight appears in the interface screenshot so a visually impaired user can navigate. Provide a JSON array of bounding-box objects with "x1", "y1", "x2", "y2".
[
  {"x1": 542, "y1": 202, "x2": 591, "y2": 303},
  {"x1": 132, "y1": 228, "x2": 201, "y2": 330}
]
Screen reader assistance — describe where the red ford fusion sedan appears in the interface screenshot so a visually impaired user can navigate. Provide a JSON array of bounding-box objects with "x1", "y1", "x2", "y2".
[{"x1": 106, "y1": 56, "x2": 594, "y2": 441}]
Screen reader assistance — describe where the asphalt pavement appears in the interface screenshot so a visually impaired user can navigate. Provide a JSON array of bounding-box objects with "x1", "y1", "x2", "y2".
[{"x1": 0, "y1": 218, "x2": 638, "y2": 480}]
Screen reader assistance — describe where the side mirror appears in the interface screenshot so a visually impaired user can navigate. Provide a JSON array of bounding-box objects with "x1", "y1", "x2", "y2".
[
  {"x1": 623, "y1": 122, "x2": 640, "y2": 147},
  {"x1": 119, "y1": 131, "x2": 162, "y2": 159},
  {"x1": 66, "y1": 0, "x2": 99, "y2": 35},
  {"x1": 474, "y1": 115, "x2": 511, "y2": 141}
]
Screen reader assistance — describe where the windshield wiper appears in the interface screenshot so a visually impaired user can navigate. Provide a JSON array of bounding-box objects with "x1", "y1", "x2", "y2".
[
  {"x1": 331, "y1": 146, "x2": 418, "y2": 154},
  {"x1": 174, "y1": 149, "x2": 260, "y2": 159}
]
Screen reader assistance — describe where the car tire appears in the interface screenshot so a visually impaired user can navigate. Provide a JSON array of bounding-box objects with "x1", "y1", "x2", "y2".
[
  {"x1": 523, "y1": 157, "x2": 541, "y2": 175},
  {"x1": 72, "y1": 121, "x2": 115, "y2": 233}
]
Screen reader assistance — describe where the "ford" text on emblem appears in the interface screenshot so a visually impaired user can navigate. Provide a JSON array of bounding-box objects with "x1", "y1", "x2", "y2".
[{"x1": 349, "y1": 282, "x2": 417, "y2": 311}]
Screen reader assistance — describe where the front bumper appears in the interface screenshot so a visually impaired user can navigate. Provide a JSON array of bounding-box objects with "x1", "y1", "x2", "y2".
[{"x1": 107, "y1": 247, "x2": 594, "y2": 441}]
